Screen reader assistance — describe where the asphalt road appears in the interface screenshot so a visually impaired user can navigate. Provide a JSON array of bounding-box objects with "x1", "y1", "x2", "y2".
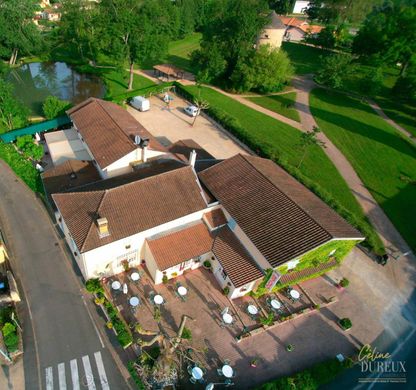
[{"x1": 0, "y1": 162, "x2": 129, "y2": 390}]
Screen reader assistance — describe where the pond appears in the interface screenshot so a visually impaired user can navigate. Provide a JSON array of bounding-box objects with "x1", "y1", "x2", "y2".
[{"x1": 8, "y1": 62, "x2": 106, "y2": 115}]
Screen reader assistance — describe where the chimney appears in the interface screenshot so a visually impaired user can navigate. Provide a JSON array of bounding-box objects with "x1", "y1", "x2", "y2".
[
  {"x1": 189, "y1": 149, "x2": 197, "y2": 167},
  {"x1": 96, "y1": 217, "x2": 110, "y2": 237},
  {"x1": 142, "y1": 146, "x2": 148, "y2": 162}
]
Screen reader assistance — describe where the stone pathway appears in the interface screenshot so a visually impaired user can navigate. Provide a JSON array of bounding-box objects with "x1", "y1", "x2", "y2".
[{"x1": 293, "y1": 75, "x2": 413, "y2": 258}]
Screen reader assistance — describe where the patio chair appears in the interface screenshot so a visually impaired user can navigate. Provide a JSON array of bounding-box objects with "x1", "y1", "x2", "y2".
[
  {"x1": 189, "y1": 377, "x2": 197, "y2": 384},
  {"x1": 148, "y1": 291, "x2": 156, "y2": 305},
  {"x1": 217, "y1": 368, "x2": 224, "y2": 376},
  {"x1": 225, "y1": 378, "x2": 233, "y2": 386},
  {"x1": 223, "y1": 359, "x2": 231, "y2": 365}
]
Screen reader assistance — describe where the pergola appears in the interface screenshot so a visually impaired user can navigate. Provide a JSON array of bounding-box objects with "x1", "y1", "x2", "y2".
[{"x1": 153, "y1": 64, "x2": 185, "y2": 80}]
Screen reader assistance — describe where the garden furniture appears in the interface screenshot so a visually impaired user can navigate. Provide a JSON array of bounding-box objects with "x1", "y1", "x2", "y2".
[
  {"x1": 222, "y1": 313, "x2": 233, "y2": 325},
  {"x1": 270, "y1": 299, "x2": 282, "y2": 310},
  {"x1": 131, "y1": 272, "x2": 140, "y2": 281},
  {"x1": 129, "y1": 296, "x2": 140, "y2": 307},
  {"x1": 192, "y1": 366, "x2": 204, "y2": 380},
  {"x1": 154, "y1": 294, "x2": 164, "y2": 305},
  {"x1": 178, "y1": 286, "x2": 188, "y2": 297},
  {"x1": 224, "y1": 378, "x2": 233, "y2": 386},
  {"x1": 289, "y1": 289, "x2": 300, "y2": 300},
  {"x1": 123, "y1": 283, "x2": 128, "y2": 294},
  {"x1": 247, "y1": 305, "x2": 258, "y2": 319},
  {"x1": 217, "y1": 368, "x2": 223, "y2": 376},
  {"x1": 223, "y1": 359, "x2": 231, "y2": 365},
  {"x1": 222, "y1": 365, "x2": 233, "y2": 378},
  {"x1": 111, "y1": 281, "x2": 121, "y2": 290},
  {"x1": 190, "y1": 377, "x2": 197, "y2": 384}
]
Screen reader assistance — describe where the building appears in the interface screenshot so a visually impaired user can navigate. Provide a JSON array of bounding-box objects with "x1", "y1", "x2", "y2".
[
  {"x1": 43, "y1": 99, "x2": 364, "y2": 299},
  {"x1": 257, "y1": 11, "x2": 287, "y2": 49},
  {"x1": 280, "y1": 16, "x2": 323, "y2": 42},
  {"x1": 292, "y1": 0, "x2": 310, "y2": 14}
]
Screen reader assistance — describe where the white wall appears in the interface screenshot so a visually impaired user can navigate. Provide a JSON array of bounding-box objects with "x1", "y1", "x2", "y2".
[
  {"x1": 79, "y1": 205, "x2": 218, "y2": 280},
  {"x1": 293, "y1": 0, "x2": 309, "y2": 14},
  {"x1": 285, "y1": 27, "x2": 305, "y2": 42}
]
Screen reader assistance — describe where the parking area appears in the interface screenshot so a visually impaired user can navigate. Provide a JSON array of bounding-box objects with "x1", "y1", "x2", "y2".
[{"x1": 127, "y1": 94, "x2": 248, "y2": 160}]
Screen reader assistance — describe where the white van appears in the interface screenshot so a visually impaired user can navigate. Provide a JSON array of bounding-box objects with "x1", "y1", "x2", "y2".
[{"x1": 130, "y1": 96, "x2": 150, "y2": 112}]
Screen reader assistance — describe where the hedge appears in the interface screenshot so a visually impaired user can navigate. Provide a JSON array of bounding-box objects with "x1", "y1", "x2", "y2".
[{"x1": 127, "y1": 361, "x2": 146, "y2": 390}]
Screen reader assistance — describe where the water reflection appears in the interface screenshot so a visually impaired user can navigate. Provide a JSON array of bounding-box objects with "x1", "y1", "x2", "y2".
[{"x1": 8, "y1": 62, "x2": 106, "y2": 115}]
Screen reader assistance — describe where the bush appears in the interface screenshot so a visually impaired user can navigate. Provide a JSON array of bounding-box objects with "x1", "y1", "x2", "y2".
[
  {"x1": 85, "y1": 278, "x2": 103, "y2": 293},
  {"x1": 181, "y1": 327, "x2": 192, "y2": 340},
  {"x1": 223, "y1": 286, "x2": 230, "y2": 295},
  {"x1": 2, "y1": 322, "x2": 19, "y2": 352},
  {"x1": 339, "y1": 318, "x2": 352, "y2": 330},
  {"x1": 339, "y1": 277, "x2": 350, "y2": 288},
  {"x1": 42, "y1": 96, "x2": 71, "y2": 120},
  {"x1": 162, "y1": 274, "x2": 168, "y2": 284},
  {"x1": 260, "y1": 312, "x2": 274, "y2": 326},
  {"x1": 102, "y1": 298, "x2": 133, "y2": 347},
  {"x1": 127, "y1": 361, "x2": 146, "y2": 389},
  {"x1": 203, "y1": 260, "x2": 211, "y2": 268},
  {"x1": 16, "y1": 135, "x2": 43, "y2": 160}
]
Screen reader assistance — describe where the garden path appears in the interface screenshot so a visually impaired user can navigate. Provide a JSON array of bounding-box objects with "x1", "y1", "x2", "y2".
[{"x1": 293, "y1": 75, "x2": 413, "y2": 259}]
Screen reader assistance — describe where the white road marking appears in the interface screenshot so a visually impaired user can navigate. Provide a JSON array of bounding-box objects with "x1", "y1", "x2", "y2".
[
  {"x1": 94, "y1": 351, "x2": 110, "y2": 390},
  {"x1": 45, "y1": 366, "x2": 53, "y2": 390},
  {"x1": 70, "y1": 359, "x2": 80, "y2": 390},
  {"x1": 58, "y1": 362, "x2": 67, "y2": 390},
  {"x1": 82, "y1": 355, "x2": 97, "y2": 390},
  {"x1": 81, "y1": 294, "x2": 105, "y2": 348}
]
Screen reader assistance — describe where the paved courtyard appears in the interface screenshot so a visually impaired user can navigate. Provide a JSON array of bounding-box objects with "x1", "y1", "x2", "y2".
[
  {"x1": 127, "y1": 94, "x2": 248, "y2": 159},
  {"x1": 103, "y1": 249, "x2": 385, "y2": 389}
]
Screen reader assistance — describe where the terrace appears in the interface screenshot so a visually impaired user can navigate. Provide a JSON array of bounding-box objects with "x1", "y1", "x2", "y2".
[{"x1": 102, "y1": 265, "x2": 355, "y2": 389}]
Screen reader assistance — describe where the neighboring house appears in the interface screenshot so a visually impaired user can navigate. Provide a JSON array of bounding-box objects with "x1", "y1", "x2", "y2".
[
  {"x1": 44, "y1": 98, "x2": 170, "y2": 179},
  {"x1": 41, "y1": 9, "x2": 61, "y2": 21},
  {"x1": 51, "y1": 134, "x2": 364, "y2": 299},
  {"x1": 292, "y1": 0, "x2": 310, "y2": 14},
  {"x1": 257, "y1": 11, "x2": 286, "y2": 49},
  {"x1": 280, "y1": 16, "x2": 323, "y2": 42}
]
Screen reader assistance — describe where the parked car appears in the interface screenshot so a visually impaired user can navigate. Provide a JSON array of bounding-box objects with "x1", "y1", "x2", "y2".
[
  {"x1": 184, "y1": 105, "x2": 199, "y2": 117},
  {"x1": 130, "y1": 96, "x2": 150, "y2": 112}
]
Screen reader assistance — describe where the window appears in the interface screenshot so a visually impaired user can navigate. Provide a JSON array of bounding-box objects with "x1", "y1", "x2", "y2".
[
  {"x1": 73, "y1": 251, "x2": 77, "y2": 257},
  {"x1": 221, "y1": 269, "x2": 227, "y2": 280}
]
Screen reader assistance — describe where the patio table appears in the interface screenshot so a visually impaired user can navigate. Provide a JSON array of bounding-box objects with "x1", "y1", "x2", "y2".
[
  {"x1": 222, "y1": 364, "x2": 233, "y2": 378},
  {"x1": 271, "y1": 299, "x2": 281, "y2": 309},
  {"x1": 290, "y1": 289, "x2": 300, "y2": 299},
  {"x1": 192, "y1": 367, "x2": 203, "y2": 380},
  {"x1": 111, "y1": 281, "x2": 121, "y2": 290},
  {"x1": 222, "y1": 313, "x2": 233, "y2": 324},
  {"x1": 154, "y1": 294, "x2": 164, "y2": 305},
  {"x1": 178, "y1": 286, "x2": 188, "y2": 296},
  {"x1": 247, "y1": 305, "x2": 258, "y2": 315},
  {"x1": 131, "y1": 272, "x2": 140, "y2": 281},
  {"x1": 129, "y1": 296, "x2": 140, "y2": 307}
]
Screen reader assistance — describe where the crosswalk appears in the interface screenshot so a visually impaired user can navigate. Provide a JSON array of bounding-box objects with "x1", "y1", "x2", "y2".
[{"x1": 45, "y1": 351, "x2": 110, "y2": 390}]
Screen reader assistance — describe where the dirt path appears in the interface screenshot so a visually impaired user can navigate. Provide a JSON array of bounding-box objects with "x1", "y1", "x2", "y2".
[{"x1": 293, "y1": 75, "x2": 413, "y2": 258}]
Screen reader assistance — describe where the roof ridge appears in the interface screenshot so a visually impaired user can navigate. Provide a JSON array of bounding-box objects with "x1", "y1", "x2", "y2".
[
  {"x1": 80, "y1": 190, "x2": 107, "y2": 252},
  {"x1": 95, "y1": 99, "x2": 136, "y2": 147},
  {"x1": 241, "y1": 154, "x2": 334, "y2": 239}
]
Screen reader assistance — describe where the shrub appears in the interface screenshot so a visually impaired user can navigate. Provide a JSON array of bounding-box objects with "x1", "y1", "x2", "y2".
[
  {"x1": 181, "y1": 327, "x2": 192, "y2": 340},
  {"x1": 85, "y1": 278, "x2": 103, "y2": 293},
  {"x1": 102, "y1": 299, "x2": 133, "y2": 347},
  {"x1": 339, "y1": 318, "x2": 352, "y2": 330},
  {"x1": 260, "y1": 312, "x2": 274, "y2": 326},
  {"x1": 203, "y1": 260, "x2": 211, "y2": 268},
  {"x1": 339, "y1": 278, "x2": 350, "y2": 288},
  {"x1": 2, "y1": 322, "x2": 19, "y2": 352},
  {"x1": 16, "y1": 135, "x2": 43, "y2": 160},
  {"x1": 127, "y1": 361, "x2": 146, "y2": 390},
  {"x1": 42, "y1": 96, "x2": 71, "y2": 119}
]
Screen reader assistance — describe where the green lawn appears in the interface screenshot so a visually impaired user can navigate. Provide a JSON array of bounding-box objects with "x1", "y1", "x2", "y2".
[
  {"x1": 182, "y1": 84, "x2": 383, "y2": 253},
  {"x1": 310, "y1": 88, "x2": 416, "y2": 252},
  {"x1": 281, "y1": 42, "x2": 330, "y2": 75},
  {"x1": 140, "y1": 33, "x2": 201, "y2": 72},
  {"x1": 247, "y1": 92, "x2": 300, "y2": 122}
]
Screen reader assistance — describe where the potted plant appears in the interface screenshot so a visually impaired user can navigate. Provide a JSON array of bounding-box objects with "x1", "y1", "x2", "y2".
[
  {"x1": 203, "y1": 260, "x2": 212, "y2": 270},
  {"x1": 250, "y1": 358, "x2": 258, "y2": 368},
  {"x1": 286, "y1": 344, "x2": 294, "y2": 352},
  {"x1": 223, "y1": 286, "x2": 230, "y2": 296},
  {"x1": 162, "y1": 274, "x2": 168, "y2": 284},
  {"x1": 339, "y1": 317, "x2": 352, "y2": 330},
  {"x1": 339, "y1": 277, "x2": 350, "y2": 288},
  {"x1": 121, "y1": 260, "x2": 130, "y2": 272},
  {"x1": 171, "y1": 272, "x2": 178, "y2": 278}
]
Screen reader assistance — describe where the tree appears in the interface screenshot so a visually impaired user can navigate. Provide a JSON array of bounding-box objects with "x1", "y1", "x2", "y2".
[
  {"x1": 191, "y1": 98, "x2": 209, "y2": 127},
  {"x1": 358, "y1": 67, "x2": 384, "y2": 98},
  {"x1": 393, "y1": 58, "x2": 416, "y2": 101},
  {"x1": 0, "y1": 79, "x2": 30, "y2": 132},
  {"x1": 16, "y1": 135, "x2": 44, "y2": 160},
  {"x1": 268, "y1": 0, "x2": 296, "y2": 15},
  {"x1": 99, "y1": 0, "x2": 173, "y2": 90},
  {"x1": 353, "y1": 1, "x2": 416, "y2": 75},
  {"x1": 42, "y1": 96, "x2": 71, "y2": 119},
  {"x1": 0, "y1": 0, "x2": 43, "y2": 65},
  {"x1": 230, "y1": 44, "x2": 293, "y2": 93},
  {"x1": 315, "y1": 53, "x2": 355, "y2": 89},
  {"x1": 191, "y1": 0, "x2": 270, "y2": 87},
  {"x1": 297, "y1": 126, "x2": 326, "y2": 168}
]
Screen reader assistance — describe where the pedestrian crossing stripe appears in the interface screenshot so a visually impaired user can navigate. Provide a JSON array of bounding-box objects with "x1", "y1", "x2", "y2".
[{"x1": 45, "y1": 351, "x2": 110, "y2": 390}]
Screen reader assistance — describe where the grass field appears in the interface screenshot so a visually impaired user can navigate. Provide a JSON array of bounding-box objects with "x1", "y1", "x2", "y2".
[
  {"x1": 247, "y1": 92, "x2": 300, "y2": 122},
  {"x1": 281, "y1": 42, "x2": 330, "y2": 75},
  {"x1": 182, "y1": 84, "x2": 382, "y2": 252},
  {"x1": 310, "y1": 88, "x2": 416, "y2": 251}
]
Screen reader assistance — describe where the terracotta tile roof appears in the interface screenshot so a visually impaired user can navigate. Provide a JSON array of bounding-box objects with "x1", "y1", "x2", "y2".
[
  {"x1": 212, "y1": 227, "x2": 263, "y2": 288},
  {"x1": 67, "y1": 98, "x2": 166, "y2": 169},
  {"x1": 280, "y1": 16, "x2": 323, "y2": 34},
  {"x1": 42, "y1": 160, "x2": 100, "y2": 201},
  {"x1": 199, "y1": 155, "x2": 363, "y2": 268},
  {"x1": 280, "y1": 16, "x2": 305, "y2": 27},
  {"x1": 53, "y1": 166, "x2": 208, "y2": 252},
  {"x1": 203, "y1": 208, "x2": 227, "y2": 229},
  {"x1": 146, "y1": 222, "x2": 213, "y2": 271},
  {"x1": 299, "y1": 24, "x2": 323, "y2": 34}
]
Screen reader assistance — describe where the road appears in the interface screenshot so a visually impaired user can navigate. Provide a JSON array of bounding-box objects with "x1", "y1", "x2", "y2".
[{"x1": 0, "y1": 161, "x2": 130, "y2": 390}]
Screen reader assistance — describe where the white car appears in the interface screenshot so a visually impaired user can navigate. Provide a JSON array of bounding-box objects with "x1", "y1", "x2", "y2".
[{"x1": 184, "y1": 105, "x2": 199, "y2": 117}]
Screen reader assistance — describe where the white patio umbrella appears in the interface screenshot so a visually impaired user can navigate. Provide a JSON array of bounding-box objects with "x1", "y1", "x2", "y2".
[{"x1": 123, "y1": 283, "x2": 128, "y2": 294}]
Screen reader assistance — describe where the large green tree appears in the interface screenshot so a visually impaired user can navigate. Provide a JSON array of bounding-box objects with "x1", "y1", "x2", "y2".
[
  {"x1": 353, "y1": 1, "x2": 416, "y2": 75},
  {"x1": 0, "y1": 0, "x2": 42, "y2": 65},
  {"x1": 268, "y1": 0, "x2": 296, "y2": 15},
  {"x1": 192, "y1": 0, "x2": 270, "y2": 86},
  {"x1": 99, "y1": 0, "x2": 173, "y2": 90},
  {"x1": 315, "y1": 53, "x2": 355, "y2": 89},
  {"x1": 0, "y1": 79, "x2": 30, "y2": 132}
]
